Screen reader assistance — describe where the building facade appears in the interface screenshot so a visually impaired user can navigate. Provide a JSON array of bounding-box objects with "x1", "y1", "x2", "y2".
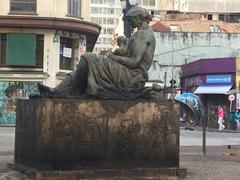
[
  {"x1": 90, "y1": 0, "x2": 122, "y2": 53},
  {"x1": 0, "y1": 0, "x2": 101, "y2": 124},
  {"x1": 181, "y1": 57, "x2": 237, "y2": 129},
  {"x1": 149, "y1": 16, "x2": 240, "y2": 88},
  {"x1": 92, "y1": 0, "x2": 160, "y2": 53},
  {"x1": 159, "y1": 0, "x2": 240, "y2": 22}
]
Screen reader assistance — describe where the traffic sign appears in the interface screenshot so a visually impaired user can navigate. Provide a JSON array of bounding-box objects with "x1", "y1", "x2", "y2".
[{"x1": 228, "y1": 94, "x2": 235, "y2": 101}]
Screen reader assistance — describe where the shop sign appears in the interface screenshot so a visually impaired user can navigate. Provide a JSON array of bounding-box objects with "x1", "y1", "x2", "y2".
[
  {"x1": 206, "y1": 75, "x2": 231, "y2": 84},
  {"x1": 63, "y1": 47, "x2": 72, "y2": 58}
]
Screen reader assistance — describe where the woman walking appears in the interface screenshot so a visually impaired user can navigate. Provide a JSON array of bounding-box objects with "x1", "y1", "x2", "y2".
[{"x1": 217, "y1": 105, "x2": 225, "y2": 130}]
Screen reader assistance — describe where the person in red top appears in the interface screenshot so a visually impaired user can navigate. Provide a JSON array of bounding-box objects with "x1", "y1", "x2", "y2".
[{"x1": 217, "y1": 105, "x2": 225, "y2": 130}]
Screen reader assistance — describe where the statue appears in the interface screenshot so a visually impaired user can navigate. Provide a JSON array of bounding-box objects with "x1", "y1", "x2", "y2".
[
  {"x1": 113, "y1": 36, "x2": 128, "y2": 56},
  {"x1": 38, "y1": 6, "x2": 160, "y2": 99}
]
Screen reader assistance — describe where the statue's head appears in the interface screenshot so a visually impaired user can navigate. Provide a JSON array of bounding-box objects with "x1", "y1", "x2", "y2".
[
  {"x1": 117, "y1": 36, "x2": 127, "y2": 46},
  {"x1": 125, "y1": 6, "x2": 152, "y2": 28}
]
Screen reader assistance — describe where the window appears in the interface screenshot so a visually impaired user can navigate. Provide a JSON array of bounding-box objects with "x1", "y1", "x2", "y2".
[
  {"x1": 219, "y1": 13, "x2": 240, "y2": 23},
  {"x1": 91, "y1": 7, "x2": 98, "y2": 14},
  {"x1": 170, "y1": 25, "x2": 181, "y2": 32},
  {"x1": 68, "y1": 0, "x2": 81, "y2": 17},
  {"x1": 10, "y1": 0, "x2": 36, "y2": 13},
  {"x1": 107, "y1": 28, "x2": 113, "y2": 34},
  {"x1": 149, "y1": 0, "x2": 155, "y2": 6},
  {"x1": 143, "y1": 0, "x2": 148, "y2": 6},
  {"x1": 96, "y1": 38, "x2": 102, "y2": 44},
  {"x1": 103, "y1": 38, "x2": 106, "y2": 44},
  {"x1": 102, "y1": 28, "x2": 107, "y2": 34},
  {"x1": 98, "y1": 18, "x2": 102, "y2": 24},
  {"x1": 107, "y1": 18, "x2": 114, "y2": 25},
  {"x1": 36, "y1": 35, "x2": 44, "y2": 67},
  {"x1": 0, "y1": 34, "x2": 6, "y2": 65},
  {"x1": 0, "y1": 33, "x2": 43, "y2": 67},
  {"x1": 208, "y1": 14, "x2": 213, "y2": 20},
  {"x1": 107, "y1": 38, "x2": 112, "y2": 44},
  {"x1": 107, "y1": 8, "x2": 114, "y2": 14},
  {"x1": 91, "y1": 0, "x2": 98, "y2": 3},
  {"x1": 59, "y1": 37, "x2": 77, "y2": 70},
  {"x1": 91, "y1": 17, "x2": 98, "y2": 24},
  {"x1": 209, "y1": 25, "x2": 220, "y2": 32},
  {"x1": 102, "y1": 18, "x2": 106, "y2": 25},
  {"x1": 101, "y1": 8, "x2": 106, "y2": 14}
]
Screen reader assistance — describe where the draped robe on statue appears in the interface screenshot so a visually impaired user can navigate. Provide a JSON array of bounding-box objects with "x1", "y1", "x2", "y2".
[{"x1": 82, "y1": 52, "x2": 149, "y2": 99}]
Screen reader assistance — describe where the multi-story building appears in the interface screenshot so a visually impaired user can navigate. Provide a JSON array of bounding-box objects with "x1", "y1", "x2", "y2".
[
  {"x1": 0, "y1": 0, "x2": 101, "y2": 124},
  {"x1": 158, "y1": 0, "x2": 240, "y2": 22},
  {"x1": 148, "y1": 15, "x2": 240, "y2": 99},
  {"x1": 91, "y1": 0, "x2": 162, "y2": 53},
  {"x1": 89, "y1": 0, "x2": 122, "y2": 53},
  {"x1": 158, "y1": 0, "x2": 180, "y2": 11}
]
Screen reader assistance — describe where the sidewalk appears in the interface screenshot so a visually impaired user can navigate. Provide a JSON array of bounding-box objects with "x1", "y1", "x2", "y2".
[
  {"x1": 0, "y1": 124, "x2": 15, "y2": 127},
  {"x1": 180, "y1": 145, "x2": 240, "y2": 180},
  {"x1": 1, "y1": 146, "x2": 240, "y2": 180}
]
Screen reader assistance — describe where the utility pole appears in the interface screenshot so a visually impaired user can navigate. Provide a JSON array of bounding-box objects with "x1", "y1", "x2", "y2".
[{"x1": 171, "y1": 32, "x2": 174, "y2": 102}]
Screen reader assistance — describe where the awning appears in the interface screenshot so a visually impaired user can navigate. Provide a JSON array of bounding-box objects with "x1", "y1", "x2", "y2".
[{"x1": 194, "y1": 84, "x2": 233, "y2": 94}]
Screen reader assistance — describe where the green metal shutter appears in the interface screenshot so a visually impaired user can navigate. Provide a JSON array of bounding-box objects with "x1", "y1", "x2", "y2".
[{"x1": 7, "y1": 33, "x2": 36, "y2": 66}]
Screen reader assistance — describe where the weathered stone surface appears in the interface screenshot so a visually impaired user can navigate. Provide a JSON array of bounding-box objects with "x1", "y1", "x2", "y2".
[{"x1": 15, "y1": 98, "x2": 180, "y2": 170}]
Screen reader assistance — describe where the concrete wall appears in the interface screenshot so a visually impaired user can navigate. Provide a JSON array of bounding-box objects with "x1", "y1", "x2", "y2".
[
  {"x1": 181, "y1": 0, "x2": 240, "y2": 13},
  {"x1": 149, "y1": 32, "x2": 240, "y2": 86},
  {"x1": 158, "y1": 0, "x2": 180, "y2": 11}
]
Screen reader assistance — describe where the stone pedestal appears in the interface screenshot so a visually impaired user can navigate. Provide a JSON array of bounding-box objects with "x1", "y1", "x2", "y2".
[{"x1": 15, "y1": 98, "x2": 180, "y2": 170}]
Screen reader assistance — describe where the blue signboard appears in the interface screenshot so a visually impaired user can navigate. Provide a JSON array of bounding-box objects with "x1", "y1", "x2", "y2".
[{"x1": 206, "y1": 74, "x2": 231, "y2": 84}]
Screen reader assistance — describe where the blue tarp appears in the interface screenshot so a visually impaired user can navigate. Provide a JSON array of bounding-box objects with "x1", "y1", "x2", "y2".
[{"x1": 175, "y1": 93, "x2": 202, "y2": 123}]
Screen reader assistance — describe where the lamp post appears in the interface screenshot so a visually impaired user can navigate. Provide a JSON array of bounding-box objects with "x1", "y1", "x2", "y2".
[
  {"x1": 171, "y1": 32, "x2": 174, "y2": 102},
  {"x1": 120, "y1": 0, "x2": 137, "y2": 38}
]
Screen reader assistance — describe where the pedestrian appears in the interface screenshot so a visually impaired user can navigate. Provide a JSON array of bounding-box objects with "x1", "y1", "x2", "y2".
[
  {"x1": 217, "y1": 105, "x2": 225, "y2": 130},
  {"x1": 234, "y1": 109, "x2": 240, "y2": 130}
]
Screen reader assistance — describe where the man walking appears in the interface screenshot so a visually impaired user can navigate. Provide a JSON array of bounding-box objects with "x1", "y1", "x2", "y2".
[{"x1": 235, "y1": 109, "x2": 240, "y2": 130}]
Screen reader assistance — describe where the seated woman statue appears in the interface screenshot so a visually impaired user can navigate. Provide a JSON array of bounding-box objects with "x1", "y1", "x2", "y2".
[{"x1": 38, "y1": 6, "x2": 156, "y2": 99}]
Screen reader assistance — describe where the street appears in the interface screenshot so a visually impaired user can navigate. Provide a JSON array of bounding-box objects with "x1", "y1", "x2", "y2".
[
  {"x1": 180, "y1": 129, "x2": 240, "y2": 146},
  {"x1": 1, "y1": 127, "x2": 240, "y2": 153},
  {"x1": 0, "y1": 127, "x2": 14, "y2": 153}
]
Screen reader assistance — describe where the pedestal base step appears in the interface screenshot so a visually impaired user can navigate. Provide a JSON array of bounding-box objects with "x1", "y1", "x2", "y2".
[{"x1": 8, "y1": 163, "x2": 187, "y2": 180}]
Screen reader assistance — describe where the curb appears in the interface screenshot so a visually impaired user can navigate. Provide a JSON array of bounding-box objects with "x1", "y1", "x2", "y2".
[
  {"x1": 0, "y1": 124, "x2": 15, "y2": 127},
  {"x1": 181, "y1": 126, "x2": 240, "y2": 133}
]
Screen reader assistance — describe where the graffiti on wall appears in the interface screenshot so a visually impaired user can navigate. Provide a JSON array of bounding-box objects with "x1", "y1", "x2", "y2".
[{"x1": 0, "y1": 81, "x2": 39, "y2": 124}]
